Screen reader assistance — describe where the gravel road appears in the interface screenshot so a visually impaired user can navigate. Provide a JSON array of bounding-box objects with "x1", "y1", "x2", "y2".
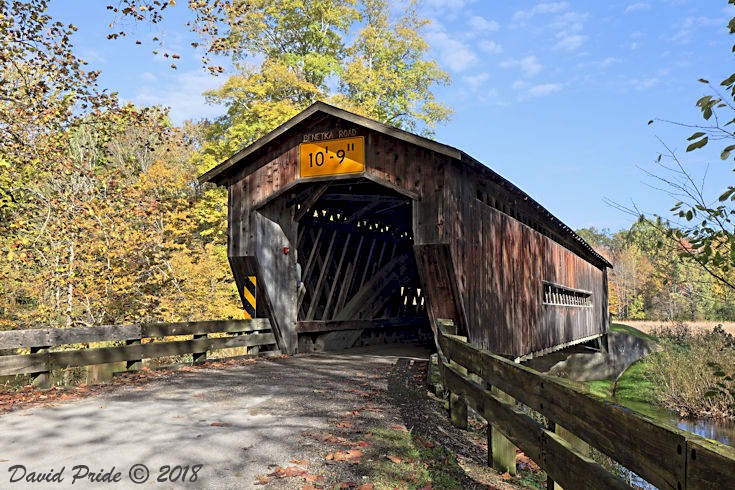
[{"x1": 0, "y1": 346, "x2": 437, "y2": 489}]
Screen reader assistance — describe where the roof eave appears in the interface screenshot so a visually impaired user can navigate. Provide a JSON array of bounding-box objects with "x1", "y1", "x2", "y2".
[{"x1": 198, "y1": 101, "x2": 462, "y2": 186}]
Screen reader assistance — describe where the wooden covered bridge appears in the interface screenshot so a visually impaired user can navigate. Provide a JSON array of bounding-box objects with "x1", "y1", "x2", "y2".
[{"x1": 200, "y1": 102, "x2": 611, "y2": 357}]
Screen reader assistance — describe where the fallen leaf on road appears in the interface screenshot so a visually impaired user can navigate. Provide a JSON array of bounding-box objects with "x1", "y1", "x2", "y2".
[
  {"x1": 290, "y1": 459, "x2": 308, "y2": 465},
  {"x1": 210, "y1": 421, "x2": 233, "y2": 427},
  {"x1": 357, "y1": 484, "x2": 374, "y2": 490},
  {"x1": 305, "y1": 474, "x2": 324, "y2": 482},
  {"x1": 336, "y1": 421, "x2": 352, "y2": 428},
  {"x1": 326, "y1": 450, "x2": 363, "y2": 463},
  {"x1": 390, "y1": 425, "x2": 409, "y2": 432},
  {"x1": 268, "y1": 466, "x2": 307, "y2": 478},
  {"x1": 254, "y1": 475, "x2": 269, "y2": 485}
]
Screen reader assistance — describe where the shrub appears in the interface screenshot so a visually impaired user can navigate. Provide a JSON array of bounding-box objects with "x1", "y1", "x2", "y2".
[{"x1": 643, "y1": 324, "x2": 735, "y2": 419}]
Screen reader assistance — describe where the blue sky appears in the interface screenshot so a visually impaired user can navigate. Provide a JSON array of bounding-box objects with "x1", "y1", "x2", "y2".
[{"x1": 49, "y1": 1, "x2": 735, "y2": 232}]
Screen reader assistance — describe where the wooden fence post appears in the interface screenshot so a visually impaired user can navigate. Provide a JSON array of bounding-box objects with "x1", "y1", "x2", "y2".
[
  {"x1": 449, "y1": 391, "x2": 468, "y2": 429},
  {"x1": 125, "y1": 339, "x2": 142, "y2": 371},
  {"x1": 30, "y1": 345, "x2": 50, "y2": 389},
  {"x1": 546, "y1": 421, "x2": 557, "y2": 490},
  {"x1": 193, "y1": 334, "x2": 207, "y2": 364},
  {"x1": 488, "y1": 386, "x2": 517, "y2": 475},
  {"x1": 546, "y1": 424, "x2": 592, "y2": 489}
]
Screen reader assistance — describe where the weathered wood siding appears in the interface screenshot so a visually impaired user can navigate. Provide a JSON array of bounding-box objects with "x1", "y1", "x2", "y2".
[
  {"x1": 445, "y1": 159, "x2": 607, "y2": 357},
  {"x1": 222, "y1": 111, "x2": 607, "y2": 357}
]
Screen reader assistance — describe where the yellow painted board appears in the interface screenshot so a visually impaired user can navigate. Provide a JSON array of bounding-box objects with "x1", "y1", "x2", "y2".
[{"x1": 299, "y1": 137, "x2": 365, "y2": 178}]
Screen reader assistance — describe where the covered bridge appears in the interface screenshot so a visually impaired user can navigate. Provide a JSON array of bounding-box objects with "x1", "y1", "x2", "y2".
[{"x1": 200, "y1": 102, "x2": 611, "y2": 357}]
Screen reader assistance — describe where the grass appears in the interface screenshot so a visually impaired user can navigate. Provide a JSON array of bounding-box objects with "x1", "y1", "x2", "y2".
[
  {"x1": 589, "y1": 322, "x2": 735, "y2": 419},
  {"x1": 609, "y1": 322, "x2": 657, "y2": 342},
  {"x1": 365, "y1": 428, "x2": 465, "y2": 490},
  {"x1": 586, "y1": 360, "x2": 660, "y2": 416}
]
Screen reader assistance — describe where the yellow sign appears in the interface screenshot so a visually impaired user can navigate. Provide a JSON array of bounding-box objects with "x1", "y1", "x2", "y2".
[{"x1": 299, "y1": 137, "x2": 365, "y2": 178}]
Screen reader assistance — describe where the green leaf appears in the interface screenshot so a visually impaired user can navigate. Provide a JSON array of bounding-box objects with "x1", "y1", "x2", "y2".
[
  {"x1": 686, "y1": 136, "x2": 708, "y2": 152},
  {"x1": 697, "y1": 95, "x2": 712, "y2": 107},
  {"x1": 719, "y1": 189, "x2": 735, "y2": 201},
  {"x1": 722, "y1": 145, "x2": 735, "y2": 160},
  {"x1": 688, "y1": 131, "x2": 706, "y2": 141}
]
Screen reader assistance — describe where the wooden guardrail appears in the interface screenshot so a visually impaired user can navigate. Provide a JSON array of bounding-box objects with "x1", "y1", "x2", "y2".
[
  {"x1": 436, "y1": 319, "x2": 735, "y2": 490},
  {"x1": 0, "y1": 319, "x2": 278, "y2": 387}
]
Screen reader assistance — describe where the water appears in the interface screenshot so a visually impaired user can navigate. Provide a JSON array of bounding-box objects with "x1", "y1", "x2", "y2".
[{"x1": 676, "y1": 417, "x2": 735, "y2": 447}]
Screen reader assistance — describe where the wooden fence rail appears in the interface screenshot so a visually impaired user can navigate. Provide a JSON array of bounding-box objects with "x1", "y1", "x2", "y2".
[
  {"x1": 0, "y1": 319, "x2": 278, "y2": 387},
  {"x1": 436, "y1": 319, "x2": 735, "y2": 490}
]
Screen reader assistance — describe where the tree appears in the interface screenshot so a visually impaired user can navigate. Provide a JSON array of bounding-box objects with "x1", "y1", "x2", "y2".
[
  {"x1": 333, "y1": 0, "x2": 451, "y2": 134},
  {"x1": 1, "y1": 1, "x2": 244, "y2": 329},
  {"x1": 648, "y1": 1, "x2": 735, "y2": 291},
  {"x1": 197, "y1": 0, "x2": 451, "y2": 172}
]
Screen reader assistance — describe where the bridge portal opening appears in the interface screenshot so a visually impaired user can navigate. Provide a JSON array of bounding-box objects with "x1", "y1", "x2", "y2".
[{"x1": 293, "y1": 180, "x2": 431, "y2": 351}]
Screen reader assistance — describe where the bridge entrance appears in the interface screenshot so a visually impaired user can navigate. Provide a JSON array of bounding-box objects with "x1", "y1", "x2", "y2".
[{"x1": 291, "y1": 179, "x2": 431, "y2": 351}]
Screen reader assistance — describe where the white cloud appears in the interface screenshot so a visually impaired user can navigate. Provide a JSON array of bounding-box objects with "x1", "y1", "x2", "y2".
[
  {"x1": 140, "y1": 72, "x2": 158, "y2": 83},
  {"x1": 513, "y1": 2, "x2": 569, "y2": 21},
  {"x1": 132, "y1": 69, "x2": 223, "y2": 124},
  {"x1": 673, "y1": 16, "x2": 726, "y2": 42},
  {"x1": 624, "y1": 2, "x2": 651, "y2": 13},
  {"x1": 598, "y1": 57, "x2": 621, "y2": 68},
  {"x1": 527, "y1": 83, "x2": 563, "y2": 97},
  {"x1": 424, "y1": 0, "x2": 472, "y2": 9},
  {"x1": 479, "y1": 40, "x2": 503, "y2": 54},
  {"x1": 425, "y1": 28, "x2": 477, "y2": 72},
  {"x1": 554, "y1": 33, "x2": 587, "y2": 51},
  {"x1": 422, "y1": 0, "x2": 477, "y2": 19},
  {"x1": 468, "y1": 16, "x2": 500, "y2": 32},
  {"x1": 631, "y1": 78, "x2": 659, "y2": 90},
  {"x1": 500, "y1": 56, "x2": 542, "y2": 77},
  {"x1": 464, "y1": 72, "x2": 490, "y2": 91},
  {"x1": 511, "y1": 80, "x2": 562, "y2": 99},
  {"x1": 551, "y1": 11, "x2": 588, "y2": 32}
]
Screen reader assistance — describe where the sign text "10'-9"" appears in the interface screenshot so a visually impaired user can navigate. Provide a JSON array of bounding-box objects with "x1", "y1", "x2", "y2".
[{"x1": 299, "y1": 136, "x2": 365, "y2": 178}]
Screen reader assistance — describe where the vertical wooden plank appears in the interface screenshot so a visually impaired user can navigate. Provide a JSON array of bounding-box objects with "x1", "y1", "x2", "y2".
[
  {"x1": 254, "y1": 208, "x2": 298, "y2": 354},
  {"x1": 192, "y1": 334, "x2": 207, "y2": 364},
  {"x1": 126, "y1": 339, "x2": 142, "y2": 371},
  {"x1": 30, "y1": 345, "x2": 50, "y2": 389},
  {"x1": 489, "y1": 387, "x2": 518, "y2": 475}
]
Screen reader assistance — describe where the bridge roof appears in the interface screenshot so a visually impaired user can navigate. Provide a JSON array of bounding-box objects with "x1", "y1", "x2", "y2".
[{"x1": 200, "y1": 102, "x2": 611, "y2": 269}]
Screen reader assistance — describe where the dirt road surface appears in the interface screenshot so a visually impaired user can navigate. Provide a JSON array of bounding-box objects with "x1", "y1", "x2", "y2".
[{"x1": 0, "y1": 346, "x2": 524, "y2": 490}]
